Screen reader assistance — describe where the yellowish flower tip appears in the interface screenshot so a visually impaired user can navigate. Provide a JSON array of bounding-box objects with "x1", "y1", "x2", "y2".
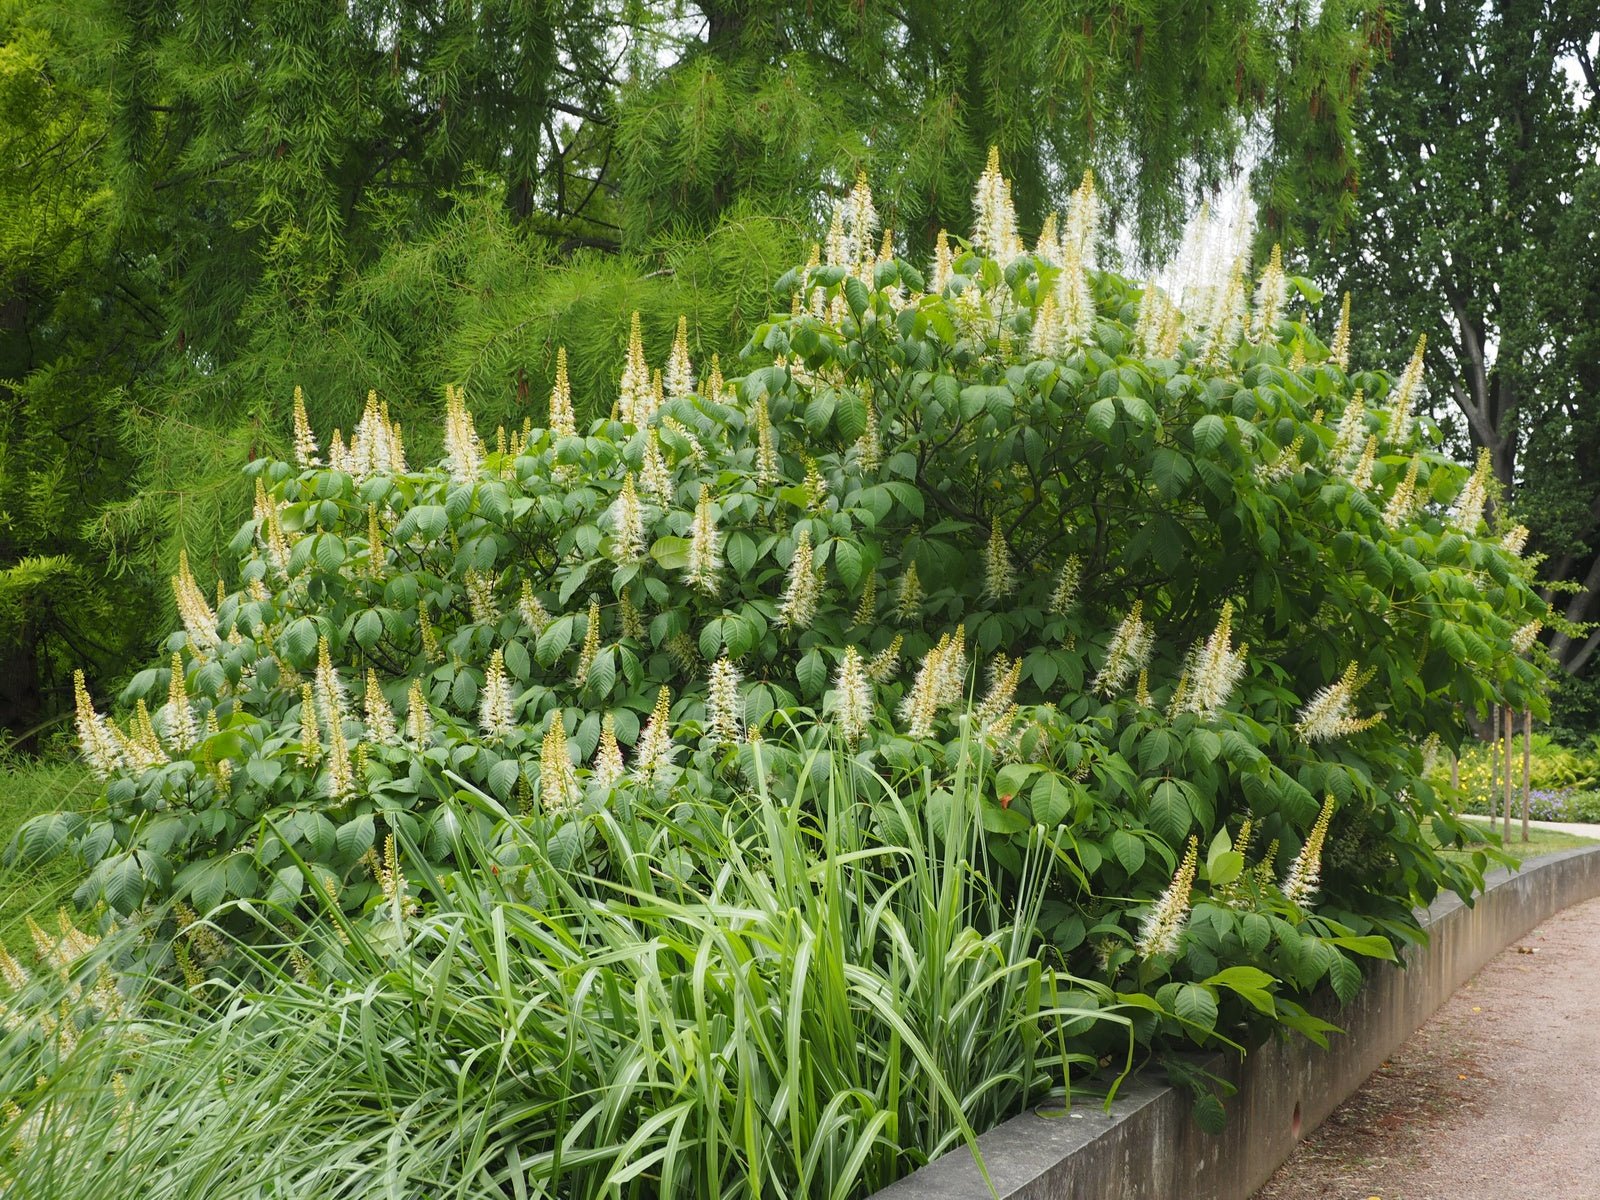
[
  {"x1": 633, "y1": 685, "x2": 676, "y2": 782},
  {"x1": 298, "y1": 682, "x2": 321, "y2": 767},
  {"x1": 1283, "y1": 794, "x2": 1337, "y2": 908},
  {"x1": 594, "y1": 712, "x2": 625, "y2": 787},
  {"x1": 575, "y1": 597, "x2": 602, "y2": 686},
  {"x1": 1330, "y1": 291, "x2": 1353, "y2": 370},
  {"x1": 1386, "y1": 333, "x2": 1428, "y2": 444}
]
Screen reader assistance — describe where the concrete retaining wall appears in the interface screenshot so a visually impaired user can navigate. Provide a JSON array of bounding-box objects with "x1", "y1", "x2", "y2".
[{"x1": 871, "y1": 845, "x2": 1600, "y2": 1200}]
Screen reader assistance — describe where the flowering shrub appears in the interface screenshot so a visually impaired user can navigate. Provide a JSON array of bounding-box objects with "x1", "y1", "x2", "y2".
[{"x1": 18, "y1": 157, "x2": 1546, "y2": 1049}]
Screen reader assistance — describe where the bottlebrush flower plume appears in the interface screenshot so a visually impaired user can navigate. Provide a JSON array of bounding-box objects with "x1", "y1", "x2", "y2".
[
  {"x1": 610, "y1": 473, "x2": 645, "y2": 564},
  {"x1": 1282, "y1": 795, "x2": 1335, "y2": 909},
  {"x1": 479, "y1": 648, "x2": 514, "y2": 741},
  {"x1": 1295, "y1": 662, "x2": 1383, "y2": 742},
  {"x1": 1251, "y1": 244, "x2": 1287, "y2": 343},
  {"x1": 292, "y1": 386, "x2": 320, "y2": 468},
  {"x1": 832, "y1": 646, "x2": 873, "y2": 745},
  {"x1": 633, "y1": 686, "x2": 675, "y2": 783},
  {"x1": 777, "y1": 528, "x2": 820, "y2": 629},
  {"x1": 982, "y1": 518, "x2": 1016, "y2": 601},
  {"x1": 1330, "y1": 292, "x2": 1352, "y2": 370},
  {"x1": 1177, "y1": 601, "x2": 1248, "y2": 719},
  {"x1": 1093, "y1": 601, "x2": 1154, "y2": 697},
  {"x1": 73, "y1": 671, "x2": 124, "y2": 778},
  {"x1": 405, "y1": 678, "x2": 432, "y2": 746},
  {"x1": 162, "y1": 652, "x2": 198, "y2": 753},
  {"x1": 593, "y1": 714, "x2": 625, "y2": 787},
  {"x1": 363, "y1": 669, "x2": 397, "y2": 744},
  {"x1": 1451, "y1": 449, "x2": 1492, "y2": 534},
  {"x1": 1136, "y1": 836, "x2": 1198, "y2": 957},
  {"x1": 442, "y1": 384, "x2": 482, "y2": 482},
  {"x1": 972, "y1": 147, "x2": 1020, "y2": 261},
  {"x1": 1387, "y1": 335, "x2": 1427, "y2": 445},
  {"x1": 539, "y1": 711, "x2": 581, "y2": 814},
  {"x1": 575, "y1": 598, "x2": 601, "y2": 687},
  {"x1": 664, "y1": 315, "x2": 695, "y2": 402},
  {"x1": 518, "y1": 581, "x2": 552, "y2": 634},
  {"x1": 685, "y1": 485, "x2": 721, "y2": 596},
  {"x1": 866, "y1": 635, "x2": 903, "y2": 683},
  {"x1": 706, "y1": 656, "x2": 744, "y2": 745},
  {"x1": 548, "y1": 346, "x2": 577, "y2": 439}
]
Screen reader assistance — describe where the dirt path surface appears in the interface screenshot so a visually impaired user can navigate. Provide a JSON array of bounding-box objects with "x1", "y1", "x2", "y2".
[{"x1": 1254, "y1": 895, "x2": 1600, "y2": 1200}]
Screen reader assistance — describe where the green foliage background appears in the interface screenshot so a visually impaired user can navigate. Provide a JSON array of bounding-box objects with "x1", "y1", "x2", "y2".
[{"x1": 0, "y1": 0, "x2": 1396, "y2": 737}]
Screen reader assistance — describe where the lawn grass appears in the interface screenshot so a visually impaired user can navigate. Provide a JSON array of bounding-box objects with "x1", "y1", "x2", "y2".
[
  {"x1": 0, "y1": 753, "x2": 94, "y2": 954},
  {"x1": 1434, "y1": 817, "x2": 1597, "y2": 866}
]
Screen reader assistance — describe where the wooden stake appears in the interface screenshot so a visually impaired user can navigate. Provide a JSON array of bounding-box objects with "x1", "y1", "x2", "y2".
[
  {"x1": 1521, "y1": 708, "x2": 1533, "y2": 843},
  {"x1": 1502, "y1": 705, "x2": 1514, "y2": 847},
  {"x1": 1488, "y1": 705, "x2": 1499, "y2": 805}
]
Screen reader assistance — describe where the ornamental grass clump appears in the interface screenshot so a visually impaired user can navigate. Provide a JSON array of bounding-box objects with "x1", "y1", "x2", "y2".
[{"x1": 0, "y1": 768, "x2": 1128, "y2": 1200}]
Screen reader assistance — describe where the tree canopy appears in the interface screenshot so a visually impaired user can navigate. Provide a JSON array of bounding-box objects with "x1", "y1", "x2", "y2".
[{"x1": 1292, "y1": 0, "x2": 1600, "y2": 700}]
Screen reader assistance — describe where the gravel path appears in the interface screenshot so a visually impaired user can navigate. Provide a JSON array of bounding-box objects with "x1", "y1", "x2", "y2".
[{"x1": 1254, "y1": 895, "x2": 1600, "y2": 1200}]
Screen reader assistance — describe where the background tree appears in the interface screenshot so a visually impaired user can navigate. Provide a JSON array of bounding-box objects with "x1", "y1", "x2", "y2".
[
  {"x1": 1287, "y1": 0, "x2": 1599, "y2": 714},
  {"x1": 0, "y1": 0, "x2": 1392, "y2": 736}
]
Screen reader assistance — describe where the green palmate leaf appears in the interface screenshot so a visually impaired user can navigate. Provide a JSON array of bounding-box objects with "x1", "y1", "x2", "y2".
[
  {"x1": 1146, "y1": 779, "x2": 1191, "y2": 844},
  {"x1": 835, "y1": 391, "x2": 868, "y2": 440},
  {"x1": 536, "y1": 616, "x2": 575, "y2": 666},
  {"x1": 1192, "y1": 414, "x2": 1226, "y2": 453},
  {"x1": 796, "y1": 648, "x2": 827, "y2": 698},
  {"x1": 1327, "y1": 955, "x2": 1363, "y2": 1005},
  {"x1": 833, "y1": 539, "x2": 864, "y2": 589},
  {"x1": 725, "y1": 531, "x2": 758, "y2": 577},
  {"x1": 487, "y1": 758, "x2": 521, "y2": 801},
  {"x1": 1174, "y1": 983, "x2": 1219, "y2": 1035}
]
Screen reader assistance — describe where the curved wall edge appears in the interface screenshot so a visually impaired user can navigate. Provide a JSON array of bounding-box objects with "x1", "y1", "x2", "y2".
[{"x1": 868, "y1": 845, "x2": 1600, "y2": 1200}]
